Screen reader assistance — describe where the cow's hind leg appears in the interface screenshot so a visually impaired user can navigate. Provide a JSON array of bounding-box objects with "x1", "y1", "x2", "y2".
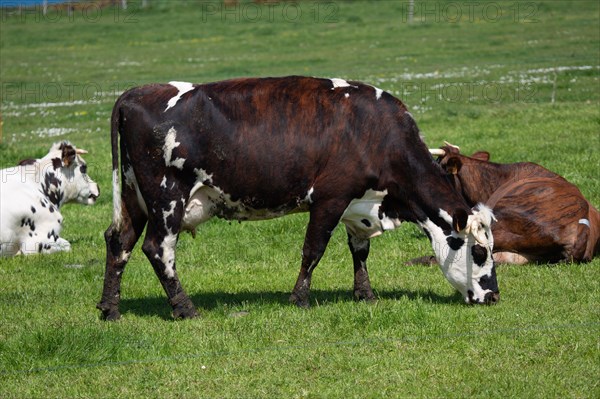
[
  {"x1": 98, "y1": 196, "x2": 147, "y2": 321},
  {"x1": 142, "y1": 204, "x2": 198, "y2": 319},
  {"x1": 290, "y1": 200, "x2": 349, "y2": 308},
  {"x1": 347, "y1": 231, "x2": 376, "y2": 302}
]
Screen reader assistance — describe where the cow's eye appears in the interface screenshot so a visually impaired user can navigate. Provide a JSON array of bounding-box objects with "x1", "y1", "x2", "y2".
[{"x1": 80, "y1": 164, "x2": 88, "y2": 174}]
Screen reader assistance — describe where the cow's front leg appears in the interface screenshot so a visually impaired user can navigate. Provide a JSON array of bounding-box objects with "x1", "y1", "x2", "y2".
[
  {"x1": 347, "y1": 231, "x2": 376, "y2": 302},
  {"x1": 290, "y1": 200, "x2": 349, "y2": 308},
  {"x1": 142, "y1": 212, "x2": 198, "y2": 320}
]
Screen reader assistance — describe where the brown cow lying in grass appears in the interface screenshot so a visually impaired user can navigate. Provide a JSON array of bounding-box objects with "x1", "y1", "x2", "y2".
[{"x1": 414, "y1": 143, "x2": 599, "y2": 264}]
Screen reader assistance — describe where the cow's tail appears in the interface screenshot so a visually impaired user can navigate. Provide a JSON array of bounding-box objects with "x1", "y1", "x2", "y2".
[
  {"x1": 573, "y1": 202, "x2": 600, "y2": 262},
  {"x1": 586, "y1": 203, "x2": 600, "y2": 259},
  {"x1": 110, "y1": 101, "x2": 123, "y2": 230}
]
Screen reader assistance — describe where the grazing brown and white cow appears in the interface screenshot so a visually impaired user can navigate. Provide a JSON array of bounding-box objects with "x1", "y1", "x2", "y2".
[
  {"x1": 426, "y1": 143, "x2": 600, "y2": 263},
  {"x1": 98, "y1": 76, "x2": 499, "y2": 321},
  {"x1": 0, "y1": 141, "x2": 100, "y2": 257}
]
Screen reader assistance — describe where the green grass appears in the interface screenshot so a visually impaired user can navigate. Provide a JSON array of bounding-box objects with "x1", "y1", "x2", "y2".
[{"x1": 1, "y1": 0, "x2": 599, "y2": 397}]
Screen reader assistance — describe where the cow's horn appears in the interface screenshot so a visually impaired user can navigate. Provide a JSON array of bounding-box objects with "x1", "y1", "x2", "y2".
[
  {"x1": 76, "y1": 148, "x2": 88, "y2": 155},
  {"x1": 429, "y1": 148, "x2": 446, "y2": 156},
  {"x1": 443, "y1": 141, "x2": 460, "y2": 150}
]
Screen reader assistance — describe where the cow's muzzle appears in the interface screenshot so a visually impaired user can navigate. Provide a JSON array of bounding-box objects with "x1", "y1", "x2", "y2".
[
  {"x1": 88, "y1": 184, "x2": 100, "y2": 204},
  {"x1": 467, "y1": 290, "x2": 500, "y2": 305},
  {"x1": 483, "y1": 291, "x2": 500, "y2": 305}
]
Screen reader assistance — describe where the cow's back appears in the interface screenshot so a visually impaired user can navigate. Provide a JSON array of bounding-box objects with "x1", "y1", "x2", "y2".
[
  {"x1": 489, "y1": 177, "x2": 591, "y2": 262},
  {"x1": 115, "y1": 77, "x2": 417, "y2": 210}
]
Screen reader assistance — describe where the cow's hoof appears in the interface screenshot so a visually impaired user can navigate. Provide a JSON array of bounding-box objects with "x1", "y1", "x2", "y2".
[
  {"x1": 97, "y1": 303, "x2": 121, "y2": 321},
  {"x1": 289, "y1": 293, "x2": 310, "y2": 309},
  {"x1": 172, "y1": 304, "x2": 200, "y2": 320},
  {"x1": 354, "y1": 290, "x2": 377, "y2": 303}
]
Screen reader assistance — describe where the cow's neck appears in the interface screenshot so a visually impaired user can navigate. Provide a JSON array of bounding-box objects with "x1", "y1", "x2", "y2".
[
  {"x1": 37, "y1": 159, "x2": 67, "y2": 207},
  {"x1": 456, "y1": 161, "x2": 518, "y2": 204},
  {"x1": 385, "y1": 162, "x2": 468, "y2": 230},
  {"x1": 459, "y1": 160, "x2": 558, "y2": 205}
]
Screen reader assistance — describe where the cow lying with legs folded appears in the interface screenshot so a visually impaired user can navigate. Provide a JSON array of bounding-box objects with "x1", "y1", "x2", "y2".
[
  {"x1": 0, "y1": 141, "x2": 100, "y2": 257},
  {"x1": 415, "y1": 142, "x2": 599, "y2": 264}
]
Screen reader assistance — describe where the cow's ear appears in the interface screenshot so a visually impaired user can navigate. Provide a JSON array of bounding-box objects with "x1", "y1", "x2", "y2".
[
  {"x1": 445, "y1": 156, "x2": 462, "y2": 175},
  {"x1": 471, "y1": 151, "x2": 490, "y2": 162},
  {"x1": 452, "y1": 209, "x2": 469, "y2": 232},
  {"x1": 61, "y1": 144, "x2": 77, "y2": 167}
]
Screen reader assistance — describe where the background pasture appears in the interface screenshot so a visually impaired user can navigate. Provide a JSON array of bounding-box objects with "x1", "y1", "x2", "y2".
[{"x1": 0, "y1": 0, "x2": 599, "y2": 397}]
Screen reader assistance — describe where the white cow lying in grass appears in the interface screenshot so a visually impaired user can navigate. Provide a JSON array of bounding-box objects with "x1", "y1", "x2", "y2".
[{"x1": 0, "y1": 141, "x2": 100, "y2": 256}]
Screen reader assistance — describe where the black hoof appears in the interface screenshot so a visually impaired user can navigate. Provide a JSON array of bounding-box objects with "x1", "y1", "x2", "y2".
[
  {"x1": 172, "y1": 303, "x2": 200, "y2": 319},
  {"x1": 97, "y1": 302, "x2": 121, "y2": 321},
  {"x1": 289, "y1": 293, "x2": 310, "y2": 309},
  {"x1": 354, "y1": 290, "x2": 377, "y2": 303}
]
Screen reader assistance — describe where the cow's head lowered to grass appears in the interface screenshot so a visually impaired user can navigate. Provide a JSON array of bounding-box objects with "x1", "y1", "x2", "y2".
[{"x1": 417, "y1": 204, "x2": 498, "y2": 304}]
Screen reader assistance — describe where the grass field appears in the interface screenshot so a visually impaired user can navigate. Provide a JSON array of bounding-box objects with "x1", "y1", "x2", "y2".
[{"x1": 1, "y1": 0, "x2": 599, "y2": 397}]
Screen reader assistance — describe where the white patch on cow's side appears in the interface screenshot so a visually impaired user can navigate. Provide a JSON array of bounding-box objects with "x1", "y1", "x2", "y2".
[
  {"x1": 156, "y1": 233, "x2": 178, "y2": 278},
  {"x1": 344, "y1": 93, "x2": 350, "y2": 98},
  {"x1": 330, "y1": 78, "x2": 358, "y2": 91},
  {"x1": 341, "y1": 189, "x2": 402, "y2": 240},
  {"x1": 164, "y1": 81, "x2": 194, "y2": 112},
  {"x1": 373, "y1": 86, "x2": 383, "y2": 100},
  {"x1": 160, "y1": 176, "x2": 167, "y2": 188},
  {"x1": 112, "y1": 169, "x2": 123, "y2": 228},
  {"x1": 162, "y1": 200, "x2": 178, "y2": 234},
  {"x1": 330, "y1": 78, "x2": 351, "y2": 88},
  {"x1": 305, "y1": 187, "x2": 315, "y2": 204},
  {"x1": 579, "y1": 218, "x2": 591, "y2": 228},
  {"x1": 163, "y1": 127, "x2": 186, "y2": 169},
  {"x1": 123, "y1": 165, "x2": 148, "y2": 215}
]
